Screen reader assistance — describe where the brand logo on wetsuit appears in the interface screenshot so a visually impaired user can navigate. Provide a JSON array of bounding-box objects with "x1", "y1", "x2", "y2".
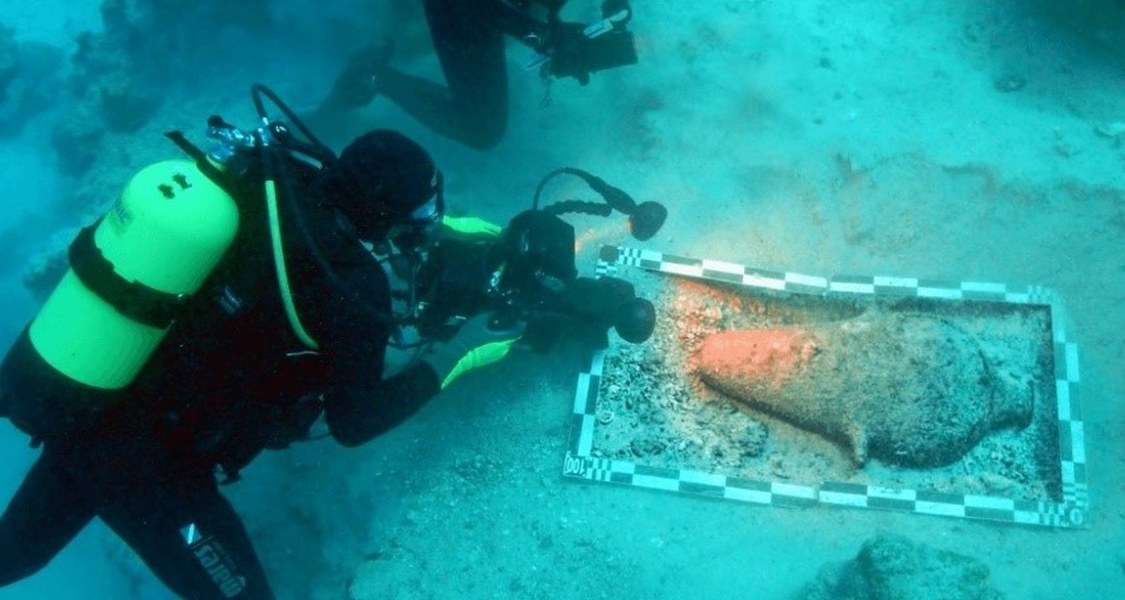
[{"x1": 180, "y1": 523, "x2": 248, "y2": 598}]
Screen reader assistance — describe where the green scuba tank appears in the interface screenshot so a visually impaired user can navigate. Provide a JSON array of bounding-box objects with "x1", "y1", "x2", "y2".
[{"x1": 28, "y1": 159, "x2": 240, "y2": 390}]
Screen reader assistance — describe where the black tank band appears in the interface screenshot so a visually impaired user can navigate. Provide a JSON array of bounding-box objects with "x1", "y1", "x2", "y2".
[{"x1": 68, "y1": 221, "x2": 188, "y2": 329}]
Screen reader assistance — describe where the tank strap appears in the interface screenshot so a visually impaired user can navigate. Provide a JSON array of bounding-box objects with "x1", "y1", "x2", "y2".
[{"x1": 69, "y1": 221, "x2": 187, "y2": 329}]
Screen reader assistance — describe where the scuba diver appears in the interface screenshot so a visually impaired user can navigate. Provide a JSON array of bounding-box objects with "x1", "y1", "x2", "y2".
[
  {"x1": 0, "y1": 85, "x2": 523, "y2": 600},
  {"x1": 315, "y1": 0, "x2": 638, "y2": 149}
]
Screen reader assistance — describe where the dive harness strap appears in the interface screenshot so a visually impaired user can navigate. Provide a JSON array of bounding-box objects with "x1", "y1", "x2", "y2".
[{"x1": 69, "y1": 221, "x2": 186, "y2": 329}]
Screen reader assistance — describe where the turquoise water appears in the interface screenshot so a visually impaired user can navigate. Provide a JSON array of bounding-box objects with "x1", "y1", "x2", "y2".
[{"x1": 0, "y1": 1, "x2": 1122, "y2": 598}]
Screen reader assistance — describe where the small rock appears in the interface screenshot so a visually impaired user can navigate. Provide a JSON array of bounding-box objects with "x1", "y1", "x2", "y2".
[
  {"x1": 992, "y1": 73, "x2": 1026, "y2": 93},
  {"x1": 801, "y1": 534, "x2": 1005, "y2": 600},
  {"x1": 1095, "y1": 121, "x2": 1125, "y2": 139},
  {"x1": 739, "y1": 420, "x2": 769, "y2": 457},
  {"x1": 1053, "y1": 141, "x2": 1081, "y2": 157}
]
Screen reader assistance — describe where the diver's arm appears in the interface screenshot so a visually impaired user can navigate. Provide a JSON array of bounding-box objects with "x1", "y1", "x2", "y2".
[
  {"x1": 323, "y1": 363, "x2": 440, "y2": 447},
  {"x1": 318, "y1": 294, "x2": 442, "y2": 447},
  {"x1": 307, "y1": 249, "x2": 442, "y2": 447}
]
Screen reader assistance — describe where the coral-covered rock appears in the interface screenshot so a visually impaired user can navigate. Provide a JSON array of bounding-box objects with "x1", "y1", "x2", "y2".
[
  {"x1": 802, "y1": 534, "x2": 1005, "y2": 600},
  {"x1": 51, "y1": 105, "x2": 105, "y2": 175},
  {"x1": 0, "y1": 26, "x2": 64, "y2": 136},
  {"x1": 22, "y1": 229, "x2": 76, "y2": 302},
  {"x1": 70, "y1": 28, "x2": 160, "y2": 135},
  {"x1": 0, "y1": 27, "x2": 18, "y2": 92},
  {"x1": 97, "y1": 71, "x2": 159, "y2": 133}
]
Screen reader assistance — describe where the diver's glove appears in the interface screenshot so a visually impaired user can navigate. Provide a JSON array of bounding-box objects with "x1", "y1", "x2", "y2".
[
  {"x1": 422, "y1": 312, "x2": 526, "y2": 390},
  {"x1": 544, "y1": 10, "x2": 637, "y2": 85},
  {"x1": 545, "y1": 22, "x2": 595, "y2": 85}
]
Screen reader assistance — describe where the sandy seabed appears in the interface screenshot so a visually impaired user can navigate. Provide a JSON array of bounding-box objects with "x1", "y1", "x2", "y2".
[{"x1": 0, "y1": 1, "x2": 1123, "y2": 599}]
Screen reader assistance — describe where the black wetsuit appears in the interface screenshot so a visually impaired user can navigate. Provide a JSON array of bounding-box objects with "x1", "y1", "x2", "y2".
[
  {"x1": 380, "y1": 0, "x2": 552, "y2": 149},
  {"x1": 0, "y1": 161, "x2": 440, "y2": 599}
]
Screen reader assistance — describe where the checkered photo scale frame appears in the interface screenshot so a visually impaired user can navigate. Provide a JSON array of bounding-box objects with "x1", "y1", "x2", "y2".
[{"x1": 563, "y1": 246, "x2": 1088, "y2": 528}]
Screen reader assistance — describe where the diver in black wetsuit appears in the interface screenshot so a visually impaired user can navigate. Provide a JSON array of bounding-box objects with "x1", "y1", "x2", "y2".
[
  {"x1": 0, "y1": 106, "x2": 521, "y2": 598},
  {"x1": 318, "y1": 0, "x2": 637, "y2": 149}
]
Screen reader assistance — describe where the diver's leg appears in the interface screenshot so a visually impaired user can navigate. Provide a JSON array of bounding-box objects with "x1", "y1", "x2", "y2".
[
  {"x1": 0, "y1": 449, "x2": 97, "y2": 584},
  {"x1": 100, "y1": 470, "x2": 275, "y2": 600},
  {"x1": 318, "y1": 40, "x2": 395, "y2": 114},
  {"x1": 314, "y1": 0, "x2": 509, "y2": 149},
  {"x1": 378, "y1": 0, "x2": 509, "y2": 149}
]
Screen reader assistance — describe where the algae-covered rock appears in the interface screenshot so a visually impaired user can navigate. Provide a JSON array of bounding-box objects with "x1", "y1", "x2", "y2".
[
  {"x1": 50, "y1": 104, "x2": 106, "y2": 175},
  {"x1": 802, "y1": 534, "x2": 1005, "y2": 600},
  {"x1": 0, "y1": 26, "x2": 64, "y2": 136},
  {"x1": 0, "y1": 27, "x2": 18, "y2": 92}
]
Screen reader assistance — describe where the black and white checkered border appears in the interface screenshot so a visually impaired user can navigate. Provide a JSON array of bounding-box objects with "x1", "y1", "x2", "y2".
[{"x1": 564, "y1": 246, "x2": 1088, "y2": 528}]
